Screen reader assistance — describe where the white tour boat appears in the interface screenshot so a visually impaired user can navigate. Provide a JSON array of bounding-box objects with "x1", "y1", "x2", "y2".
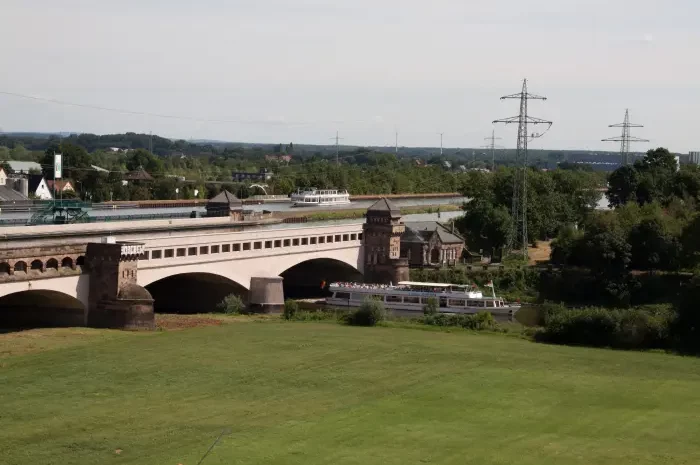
[
  {"x1": 290, "y1": 188, "x2": 351, "y2": 207},
  {"x1": 326, "y1": 281, "x2": 520, "y2": 318}
]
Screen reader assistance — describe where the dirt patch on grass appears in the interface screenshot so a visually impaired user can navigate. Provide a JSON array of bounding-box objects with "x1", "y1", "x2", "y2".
[
  {"x1": 155, "y1": 314, "x2": 227, "y2": 330},
  {"x1": 528, "y1": 240, "x2": 552, "y2": 266}
]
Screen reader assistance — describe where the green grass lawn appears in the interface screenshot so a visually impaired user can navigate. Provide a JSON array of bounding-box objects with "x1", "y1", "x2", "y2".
[{"x1": 3, "y1": 321, "x2": 700, "y2": 465}]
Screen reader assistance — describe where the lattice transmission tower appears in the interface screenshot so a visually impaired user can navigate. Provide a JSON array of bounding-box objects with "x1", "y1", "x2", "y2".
[
  {"x1": 482, "y1": 129, "x2": 503, "y2": 171},
  {"x1": 602, "y1": 109, "x2": 648, "y2": 166},
  {"x1": 493, "y1": 79, "x2": 552, "y2": 258}
]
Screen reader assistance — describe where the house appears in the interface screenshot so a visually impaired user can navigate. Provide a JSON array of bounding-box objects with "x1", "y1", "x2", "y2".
[
  {"x1": 400, "y1": 221, "x2": 465, "y2": 267},
  {"x1": 27, "y1": 174, "x2": 53, "y2": 200},
  {"x1": 0, "y1": 168, "x2": 29, "y2": 201},
  {"x1": 205, "y1": 190, "x2": 243, "y2": 220},
  {"x1": 231, "y1": 168, "x2": 273, "y2": 183},
  {"x1": 265, "y1": 154, "x2": 292, "y2": 163},
  {"x1": 5, "y1": 160, "x2": 42, "y2": 174},
  {"x1": 46, "y1": 180, "x2": 75, "y2": 193},
  {"x1": 123, "y1": 166, "x2": 154, "y2": 184}
]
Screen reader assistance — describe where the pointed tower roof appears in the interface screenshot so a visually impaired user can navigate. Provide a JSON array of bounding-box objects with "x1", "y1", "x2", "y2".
[
  {"x1": 208, "y1": 189, "x2": 242, "y2": 206},
  {"x1": 367, "y1": 197, "x2": 400, "y2": 216}
]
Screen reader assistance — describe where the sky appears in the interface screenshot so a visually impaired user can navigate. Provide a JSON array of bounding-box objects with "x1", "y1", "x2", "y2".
[{"x1": 1, "y1": 0, "x2": 699, "y2": 152}]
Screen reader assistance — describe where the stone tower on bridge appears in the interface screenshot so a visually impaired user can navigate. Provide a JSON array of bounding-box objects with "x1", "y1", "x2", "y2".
[{"x1": 362, "y1": 198, "x2": 409, "y2": 284}]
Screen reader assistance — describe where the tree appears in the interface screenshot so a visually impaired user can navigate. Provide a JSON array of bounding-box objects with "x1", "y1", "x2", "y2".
[
  {"x1": 607, "y1": 165, "x2": 639, "y2": 208},
  {"x1": 42, "y1": 142, "x2": 91, "y2": 184},
  {"x1": 126, "y1": 149, "x2": 164, "y2": 174},
  {"x1": 628, "y1": 218, "x2": 681, "y2": 271},
  {"x1": 456, "y1": 200, "x2": 513, "y2": 253}
]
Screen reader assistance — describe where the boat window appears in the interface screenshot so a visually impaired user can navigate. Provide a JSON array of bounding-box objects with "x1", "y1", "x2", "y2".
[
  {"x1": 449, "y1": 299, "x2": 466, "y2": 307},
  {"x1": 467, "y1": 300, "x2": 476, "y2": 307},
  {"x1": 371, "y1": 295, "x2": 385, "y2": 301},
  {"x1": 386, "y1": 295, "x2": 402, "y2": 303},
  {"x1": 350, "y1": 293, "x2": 363, "y2": 301},
  {"x1": 477, "y1": 301, "x2": 485, "y2": 307},
  {"x1": 335, "y1": 292, "x2": 350, "y2": 300},
  {"x1": 403, "y1": 296, "x2": 420, "y2": 304}
]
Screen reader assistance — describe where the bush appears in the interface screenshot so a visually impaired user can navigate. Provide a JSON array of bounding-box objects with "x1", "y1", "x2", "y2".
[
  {"x1": 216, "y1": 294, "x2": 246, "y2": 314},
  {"x1": 536, "y1": 305, "x2": 673, "y2": 350},
  {"x1": 422, "y1": 312, "x2": 498, "y2": 331},
  {"x1": 283, "y1": 300, "x2": 299, "y2": 320},
  {"x1": 423, "y1": 297, "x2": 439, "y2": 316},
  {"x1": 346, "y1": 299, "x2": 386, "y2": 327}
]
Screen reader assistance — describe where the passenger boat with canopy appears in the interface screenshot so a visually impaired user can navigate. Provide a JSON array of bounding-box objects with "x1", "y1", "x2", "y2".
[
  {"x1": 290, "y1": 188, "x2": 351, "y2": 207},
  {"x1": 326, "y1": 281, "x2": 520, "y2": 318}
]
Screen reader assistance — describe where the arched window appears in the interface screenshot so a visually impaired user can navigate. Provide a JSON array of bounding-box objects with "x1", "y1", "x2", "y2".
[
  {"x1": 76, "y1": 256, "x2": 85, "y2": 266},
  {"x1": 31, "y1": 260, "x2": 44, "y2": 271},
  {"x1": 14, "y1": 261, "x2": 27, "y2": 273},
  {"x1": 61, "y1": 257, "x2": 73, "y2": 268},
  {"x1": 46, "y1": 258, "x2": 59, "y2": 270},
  {"x1": 0, "y1": 262, "x2": 10, "y2": 275}
]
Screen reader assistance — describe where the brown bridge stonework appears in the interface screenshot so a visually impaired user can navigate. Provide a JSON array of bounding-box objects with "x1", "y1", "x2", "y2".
[
  {"x1": 85, "y1": 242, "x2": 155, "y2": 330},
  {"x1": 0, "y1": 245, "x2": 86, "y2": 281}
]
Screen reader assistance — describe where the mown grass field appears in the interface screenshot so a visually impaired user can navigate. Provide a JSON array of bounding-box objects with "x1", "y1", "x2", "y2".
[{"x1": 2, "y1": 319, "x2": 700, "y2": 465}]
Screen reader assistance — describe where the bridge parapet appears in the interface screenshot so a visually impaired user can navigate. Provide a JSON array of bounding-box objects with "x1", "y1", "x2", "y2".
[
  {"x1": 0, "y1": 244, "x2": 87, "y2": 282},
  {"x1": 136, "y1": 223, "x2": 364, "y2": 272}
]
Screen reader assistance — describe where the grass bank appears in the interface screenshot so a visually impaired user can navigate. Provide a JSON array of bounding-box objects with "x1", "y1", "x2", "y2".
[{"x1": 3, "y1": 320, "x2": 700, "y2": 464}]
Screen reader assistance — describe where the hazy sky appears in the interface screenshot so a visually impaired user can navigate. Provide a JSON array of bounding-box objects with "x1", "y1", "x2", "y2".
[{"x1": 1, "y1": 0, "x2": 699, "y2": 152}]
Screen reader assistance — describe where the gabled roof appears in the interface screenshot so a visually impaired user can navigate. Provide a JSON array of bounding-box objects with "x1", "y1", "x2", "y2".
[
  {"x1": 404, "y1": 221, "x2": 464, "y2": 245},
  {"x1": 367, "y1": 197, "x2": 400, "y2": 215},
  {"x1": 27, "y1": 174, "x2": 46, "y2": 193},
  {"x1": 208, "y1": 190, "x2": 242, "y2": 206},
  {"x1": 0, "y1": 185, "x2": 29, "y2": 201},
  {"x1": 124, "y1": 166, "x2": 154, "y2": 181},
  {"x1": 46, "y1": 180, "x2": 74, "y2": 191}
]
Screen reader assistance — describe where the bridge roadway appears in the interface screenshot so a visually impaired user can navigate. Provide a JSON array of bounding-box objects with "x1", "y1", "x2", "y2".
[{"x1": 0, "y1": 218, "x2": 365, "y2": 321}]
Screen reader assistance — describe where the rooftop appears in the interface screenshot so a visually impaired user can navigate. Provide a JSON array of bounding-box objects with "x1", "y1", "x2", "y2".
[{"x1": 367, "y1": 197, "x2": 400, "y2": 216}]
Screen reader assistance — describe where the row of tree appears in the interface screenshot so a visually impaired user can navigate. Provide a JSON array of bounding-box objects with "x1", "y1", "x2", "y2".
[{"x1": 454, "y1": 166, "x2": 604, "y2": 253}]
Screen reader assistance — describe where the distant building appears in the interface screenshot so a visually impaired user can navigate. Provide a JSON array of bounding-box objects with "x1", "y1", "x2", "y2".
[
  {"x1": 265, "y1": 154, "x2": 292, "y2": 163},
  {"x1": 123, "y1": 166, "x2": 154, "y2": 183},
  {"x1": 27, "y1": 174, "x2": 53, "y2": 200},
  {"x1": 5, "y1": 160, "x2": 42, "y2": 174},
  {"x1": 675, "y1": 156, "x2": 680, "y2": 172},
  {"x1": 0, "y1": 168, "x2": 30, "y2": 201},
  {"x1": 690, "y1": 151, "x2": 700, "y2": 165},
  {"x1": 400, "y1": 221, "x2": 465, "y2": 267},
  {"x1": 206, "y1": 190, "x2": 243, "y2": 220},
  {"x1": 46, "y1": 180, "x2": 75, "y2": 193},
  {"x1": 232, "y1": 168, "x2": 273, "y2": 183}
]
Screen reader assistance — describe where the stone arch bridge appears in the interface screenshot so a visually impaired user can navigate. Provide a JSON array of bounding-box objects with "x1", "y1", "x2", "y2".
[{"x1": 0, "y1": 223, "x2": 365, "y2": 328}]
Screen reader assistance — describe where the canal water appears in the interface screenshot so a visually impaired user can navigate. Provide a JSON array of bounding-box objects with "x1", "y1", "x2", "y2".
[{"x1": 0, "y1": 197, "x2": 468, "y2": 221}]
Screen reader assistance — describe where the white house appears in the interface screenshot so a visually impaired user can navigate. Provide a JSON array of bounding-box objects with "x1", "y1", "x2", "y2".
[
  {"x1": 28, "y1": 174, "x2": 53, "y2": 200},
  {"x1": 0, "y1": 167, "x2": 7, "y2": 186}
]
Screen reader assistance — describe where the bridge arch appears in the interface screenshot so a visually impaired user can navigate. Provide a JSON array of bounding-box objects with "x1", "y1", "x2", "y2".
[
  {"x1": 278, "y1": 257, "x2": 363, "y2": 298},
  {"x1": 0, "y1": 289, "x2": 86, "y2": 329},
  {"x1": 145, "y1": 272, "x2": 248, "y2": 314}
]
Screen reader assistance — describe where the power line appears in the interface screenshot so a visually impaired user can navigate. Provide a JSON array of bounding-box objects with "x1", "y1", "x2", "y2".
[
  {"x1": 494, "y1": 79, "x2": 552, "y2": 259},
  {"x1": 602, "y1": 109, "x2": 649, "y2": 166},
  {"x1": 0, "y1": 90, "x2": 375, "y2": 127}
]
